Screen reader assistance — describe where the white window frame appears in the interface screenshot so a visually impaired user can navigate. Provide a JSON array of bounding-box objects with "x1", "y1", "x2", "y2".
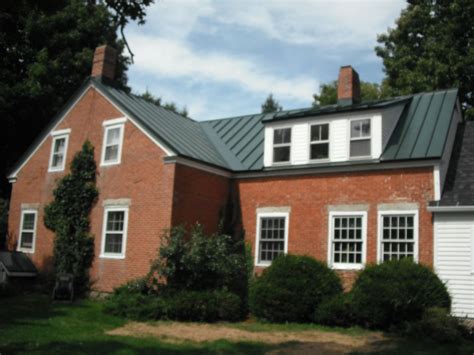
[
  {"x1": 309, "y1": 122, "x2": 330, "y2": 162},
  {"x1": 100, "y1": 118, "x2": 126, "y2": 166},
  {"x1": 377, "y1": 210, "x2": 419, "y2": 263},
  {"x1": 100, "y1": 206, "x2": 129, "y2": 259},
  {"x1": 349, "y1": 118, "x2": 371, "y2": 159},
  {"x1": 48, "y1": 130, "x2": 70, "y2": 172},
  {"x1": 328, "y1": 211, "x2": 367, "y2": 270},
  {"x1": 17, "y1": 209, "x2": 38, "y2": 253},
  {"x1": 255, "y1": 211, "x2": 289, "y2": 267},
  {"x1": 272, "y1": 127, "x2": 292, "y2": 165}
]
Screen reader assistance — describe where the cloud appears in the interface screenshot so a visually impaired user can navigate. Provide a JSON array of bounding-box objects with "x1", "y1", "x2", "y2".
[{"x1": 130, "y1": 34, "x2": 317, "y2": 102}]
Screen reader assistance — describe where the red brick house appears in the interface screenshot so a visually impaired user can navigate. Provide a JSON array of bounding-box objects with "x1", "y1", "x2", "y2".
[{"x1": 6, "y1": 46, "x2": 472, "y2": 315}]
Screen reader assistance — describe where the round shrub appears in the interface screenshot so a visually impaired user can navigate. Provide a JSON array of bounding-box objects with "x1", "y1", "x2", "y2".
[
  {"x1": 314, "y1": 293, "x2": 355, "y2": 327},
  {"x1": 249, "y1": 254, "x2": 343, "y2": 323},
  {"x1": 351, "y1": 259, "x2": 451, "y2": 329}
]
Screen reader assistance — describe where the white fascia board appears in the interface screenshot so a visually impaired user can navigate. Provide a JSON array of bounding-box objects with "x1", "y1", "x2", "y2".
[{"x1": 428, "y1": 205, "x2": 474, "y2": 213}]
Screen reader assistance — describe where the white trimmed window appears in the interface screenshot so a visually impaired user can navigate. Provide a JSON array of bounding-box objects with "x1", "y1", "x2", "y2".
[
  {"x1": 328, "y1": 211, "x2": 367, "y2": 270},
  {"x1": 272, "y1": 128, "x2": 291, "y2": 163},
  {"x1": 310, "y1": 123, "x2": 329, "y2": 160},
  {"x1": 350, "y1": 119, "x2": 371, "y2": 157},
  {"x1": 255, "y1": 212, "x2": 289, "y2": 266},
  {"x1": 101, "y1": 119, "x2": 125, "y2": 166},
  {"x1": 378, "y1": 211, "x2": 418, "y2": 262},
  {"x1": 48, "y1": 131, "x2": 70, "y2": 172},
  {"x1": 18, "y1": 210, "x2": 38, "y2": 253},
  {"x1": 100, "y1": 207, "x2": 129, "y2": 259}
]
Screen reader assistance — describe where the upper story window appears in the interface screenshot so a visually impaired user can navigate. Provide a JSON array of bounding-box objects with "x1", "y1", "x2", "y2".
[
  {"x1": 101, "y1": 119, "x2": 125, "y2": 166},
  {"x1": 379, "y1": 211, "x2": 418, "y2": 262},
  {"x1": 350, "y1": 119, "x2": 371, "y2": 158},
  {"x1": 273, "y1": 128, "x2": 291, "y2": 163},
  {"x1": 18, "y1": 210, "x2": 38, "y2": 253},
  {"x1": 48, "y1": 130, "x2": 70, "y2": 172},
  {"x1": 255, "y1": 212, "x2": 289, "y2": 266},
  {"x1": 100, "y1": 206, "x2": 129, "y2": 259},
  {"x1": 310, "y1": 123, "x2": 329, "y2": 160}
]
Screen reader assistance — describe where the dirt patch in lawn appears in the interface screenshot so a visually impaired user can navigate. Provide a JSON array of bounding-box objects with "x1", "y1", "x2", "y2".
[{"x1": 108, "y1": 322, "x2": 393, "y2": 353}]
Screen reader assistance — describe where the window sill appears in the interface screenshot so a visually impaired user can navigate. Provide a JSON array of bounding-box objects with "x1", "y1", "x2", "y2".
[
  {"x1": 100, "y1": 161, "x2": 121, "y2": 167},
  {"x1": 331, "y1": 263, "x2": 364, "y2": 271},
  {"x1": 255, "y1": 262, "x2": 271, "y2": 267},
  {"x1": 17, "y1": 248, "x2": 34, "y2": 254},
  {"x1": 99, "y1": 254, "x2": 125, "y2": 260},
  {"x1": 48, "y1": 167, "x2": 65, "y2": 173}
]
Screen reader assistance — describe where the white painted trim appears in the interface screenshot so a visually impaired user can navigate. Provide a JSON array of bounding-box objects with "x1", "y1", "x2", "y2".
[
  {"x1": 255, "y1": 210, "x2": 290, "y2": 267},
  {"x1": 102, "y1": 117, "x2": 127, "y2": 126},
  {"x1": 51, "y1": 128, "x2": 71, "y2": 136},
  {"x1": 376, "y1": 210, "x2": 419, "y2": 263},
  {"x1": 48, "y1": 133, "x2": 70, "y2": 172},
  {"x1": 8, "y1": 85, "x2": 93, "y2": 179},
  {"x1": 93, "y1": 87, "x2": 176, "y2": 157},
  {"x1": 433, "y1": 164, "x2": 441, "y2": 201},
  {"x1": 99, "y1": 206, "x2": 129, "y2": 259},
  {"x1": 327, "y1": 211, "x2": 367, "y2": 270},
  {"x1": 17, "y1": 209, "x2": 38, "y2": 254},
  {"x1": 428, "y1": 205, "x2": 474, "y2": 213},
  {"x1": 164, "y1": 156, "x2": 232, "y2": 178},
  {"x1": 100, "y1": 123, "x2": 125, "y2": 167}
]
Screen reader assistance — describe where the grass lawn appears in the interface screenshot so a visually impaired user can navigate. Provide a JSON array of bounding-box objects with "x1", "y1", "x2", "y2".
[{"x1": 0, "y1": 294, "x2": 473, "y2": 354}]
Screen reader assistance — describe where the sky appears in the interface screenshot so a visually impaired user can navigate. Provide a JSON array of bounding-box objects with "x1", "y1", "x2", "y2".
[{"x1": 126, "y1": 0, "x2": 406, "y2": 121}]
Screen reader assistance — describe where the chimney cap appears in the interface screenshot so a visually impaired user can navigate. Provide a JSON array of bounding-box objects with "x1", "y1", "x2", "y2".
[{"x1": 91, "y1": 45, "x2": 117, "y2": 81}]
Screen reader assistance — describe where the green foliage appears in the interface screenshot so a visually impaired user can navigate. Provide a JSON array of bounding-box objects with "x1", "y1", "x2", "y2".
[
  {"x1": 0, "y1": 198, "x2": 8, "y2": 250},
  {"x1": 350, "y1": 259, "x2": 451, "y2": 330},
  {"x1": 44, "y1": 141, "x2": 98, "y2": 295},
  {"x1": 261, "y1": 93, "x2": 283, "y2": 113},
  {"x1": 376, "y1": 0, "x2": 474, "y2": 115},
  {"x1": 138, "y1": 90, "x2": 189, "y2": 117},
  {"x1": 314, "y1": 293, "x2": 355, "y2": 328},
  {"x1": 403, "y1": 307, "x2": 467, "y2": 344},
  {"x1": 313, "y1": 80, "x2": 390, "y2": 107},
  {"x1": 249, "y1": 254, "x2": 343, "y2": 323}
]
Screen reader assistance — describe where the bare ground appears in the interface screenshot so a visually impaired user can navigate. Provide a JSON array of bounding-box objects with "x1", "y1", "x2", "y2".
[{"x1": 108, "y1": 322, "x2": 394, "y2": 354}]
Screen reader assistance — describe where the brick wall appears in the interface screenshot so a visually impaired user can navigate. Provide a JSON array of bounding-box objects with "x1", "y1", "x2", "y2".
[
  {"x1": 235, "y1": 167, "x2": 434, "y2": 288},
  {"x1": 8, "y1": 87, "x2": 176, "y2": 292}
]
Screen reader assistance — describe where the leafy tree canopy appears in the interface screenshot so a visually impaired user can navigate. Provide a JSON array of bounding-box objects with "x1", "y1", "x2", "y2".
[
  {"x1": 312, "y1": 81, "x2": 390, "y2": 107},
  {"x1": 376, "y1": 0, "x2": 474, "y2": 118},
  {"x1": 261, "y1": 93, "x2": 283, "y2": 113},
  {"x1": 0, "y1": 0, "x2": 153, "y2": 197},
  {"x1": 138, "y1": 90, "x2": 189, "y2": 118}
]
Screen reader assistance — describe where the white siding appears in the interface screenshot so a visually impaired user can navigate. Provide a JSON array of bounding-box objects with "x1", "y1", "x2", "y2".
[
  {"x1": 292, "y1": 123, "x2": 309, "y2": 165},
  {"x1": 263, "y1": 126, "x2": 273, "y2": 166},
  {"x1": 331, "y1": 119, "x2": 348, "y2": 161},
  {"x1": 434, "y1": 212, "x2": 474, "y2": 318}
]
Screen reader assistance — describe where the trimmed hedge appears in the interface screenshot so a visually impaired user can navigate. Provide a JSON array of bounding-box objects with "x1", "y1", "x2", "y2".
[
  {"x1": 314, "y1": 293, "x2": 355, "y2": 327},
  {"x1": 351, "y1": 259, "x2": 451, "y2": 329},
  {"x1": 249, "y1": 254, "x2": 342, "y2": 323}
]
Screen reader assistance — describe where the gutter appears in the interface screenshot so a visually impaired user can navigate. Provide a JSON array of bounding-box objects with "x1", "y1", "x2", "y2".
[{"x1": 427, "y1": 205, "x2": 474, "y2": 213}]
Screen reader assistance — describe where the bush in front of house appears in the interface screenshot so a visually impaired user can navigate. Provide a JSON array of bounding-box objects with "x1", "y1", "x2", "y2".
[
  {"x1": 313, "y1": 293, "x2": 355, "y2": 327},
  {"x1": 249, "y1": 254, "x2": 343, "y2": 323},
  {"x1": 350, "y1": 258, "x2": 451, "y2": 330}
]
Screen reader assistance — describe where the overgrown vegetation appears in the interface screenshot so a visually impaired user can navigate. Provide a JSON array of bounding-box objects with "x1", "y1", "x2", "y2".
[
  {"x1": 105, "y1": 224, "x2": 250, "y2": 322},
  {"x1": 44, "y1": 141, "x2": 98, "y2": 295},
  {"x1": 249, "y1": 255, "x2": 342, "y2": 323},
  {"x1": 0, "y1": 198, "x2": 8, "y2": 250}
]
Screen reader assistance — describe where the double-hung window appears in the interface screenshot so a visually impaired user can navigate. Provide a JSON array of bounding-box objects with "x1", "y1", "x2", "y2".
[
  {"x1": 101, "y1": 119, "x2": 125, "y2": 166},
  {"x1": 18, "y1": 210, "x2": 38, "y2": 253},
  {"x1": 350, "y1": 119, "x2": 371, "y2": 157},
  {"x1": 379, "y1": 211, "x2": 418, "y2": 262},
  {"x1": 48, "y1": 131, "x2": 70, "y2": 172},
  {"x1": 273, "y1": 128, "x2": 291, "y2": 163},
  {"x1": 310, "y1": 123, "x2": 329, "y2": 160},
  {"x1": 329, "y1": 212, "x2": 367, "y2": 269},
  {"x1": 256, "y1": 212, "x2": 289, "y2": 266},
  {"x1": 100, "y1": 207, "x2": 129, "y2": 259}
]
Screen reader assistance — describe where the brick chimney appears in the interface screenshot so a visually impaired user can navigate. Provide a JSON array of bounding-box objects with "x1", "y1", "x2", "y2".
[
  {"x1": 337, "y1": 66, "x2": 361, "y2": 106},
  {"x1": 91, "y1": 45, "x2": 117, "y2": 80}
]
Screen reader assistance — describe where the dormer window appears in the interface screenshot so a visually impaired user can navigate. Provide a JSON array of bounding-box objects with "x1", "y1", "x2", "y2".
[
  {"x1": 310, "y1": 123, "x2": 329, "y2": 160},
  {"x1": 350, "y1": 119, "x2": 371, "y2": 158},
  {"x1": 273, "y1": 128, "x2": 291, "y2": 163}
]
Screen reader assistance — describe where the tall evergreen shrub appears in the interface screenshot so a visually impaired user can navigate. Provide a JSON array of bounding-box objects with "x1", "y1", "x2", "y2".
[{"x1": 44, "y1": 141, "x2": 98, "y2": 294}]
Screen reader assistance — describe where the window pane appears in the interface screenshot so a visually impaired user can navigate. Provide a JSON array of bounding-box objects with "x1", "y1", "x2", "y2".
[
  {"x1": 311, "y1": 124, "x2": 329, "y2": 141},
  {"x1": 310, "y1": 143, "x2": 329, "y2": 160},
  {"x1": 20, "y1": 232, "x2": 33, "y2": 248},
  {"x1": 273, "y1": 128, "x2": 291, "y2": 144},
  {"x1": 350, "y1": 121, "x2": 361, "y2": 138},
  {"x1": 52, "y1": 153, "x2": 63, "y2": 168},
  {"x1": 105, "y1": 233, "x2": 123, "y2": 254},
  {"x1": 333, "y1": 217, "x2": 363, "y2": 265},
  {"x1": 22, "y1": 213, "x2": 36, "y2": 230},
  {"x1": 381, "y1": 215, "x2": 416, "y2": 261},
  {"x1": 350, "y1": 140, "x2": 371, "y2": 157},
  {"x1": 273, "y1": 146, "x2": 290, "y2": 163},
  {"x1": 106, "y1": 127, "x2": 121, "y2": 145},
  {"x1": 105, "y1": 145, "x2": 119, "y2": 162},
  {"x1": 107, "y1": 211, "x2": 124, "y2": 232},
  {"x1": 361, "y1": 120, "x2": 371, "y2": 136}
]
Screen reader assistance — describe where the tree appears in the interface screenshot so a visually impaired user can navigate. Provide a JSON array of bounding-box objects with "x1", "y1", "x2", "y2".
[
  {"x1": 44, "y1": 141, "x2": 98, "y2": 295},
  {"x1": 376, "y1": 0, "x2": 474, "y2": 119},
  {"x1": 261, "y1": 93, "x2": 283, "y2": 113},
  {"x1": 312, "y1": 81, "x2": 389, "y2": 107},
  {"x1": 0, "y1": 0, "x2": 153, "y2": 198},
  {"x1": 138, "y1": 90, "x2": 189, "y2": 118}
]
